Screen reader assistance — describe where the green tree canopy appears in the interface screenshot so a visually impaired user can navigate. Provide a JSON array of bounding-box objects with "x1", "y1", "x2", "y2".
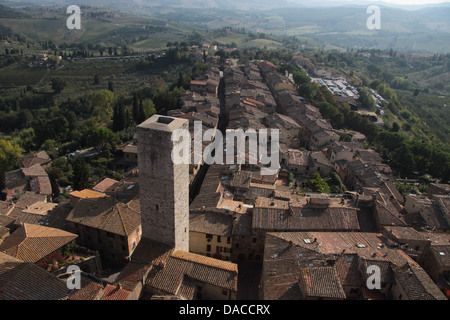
[
  {"x1": 0, "y1": 139, "x2": 23, "y2": 189},
  {"x1": 86, "y1": 90, "x2": 116, "y2": 123},
  {"x1": 309, "y1": 172, "x2": 331, "y2": 194},
  {"x1": 89, "y1": 127, "x2": 120, "y2": 150}
]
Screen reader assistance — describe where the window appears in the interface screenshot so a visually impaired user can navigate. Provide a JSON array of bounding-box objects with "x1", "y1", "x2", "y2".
[
  {"x1": 206, "y1": 234, "x2": 213, "y2": 240},
  {"x1": 206, "y1": 245, "x2": 211, "y2": 252},
  {"x1": 227, "y1": 237, "x2": 231, "y2": 244},
  {"x1": 235, "y1": 243, "x2": 239, "y2": 249},
  {"x1": 252, "y1": 237, "x2": 257, "y2": 244},
  {"x1": 217, "y1": 236, "x2": 221, "y2": 243}
]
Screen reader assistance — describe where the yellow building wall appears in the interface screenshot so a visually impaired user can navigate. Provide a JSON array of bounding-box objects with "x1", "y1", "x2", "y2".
[{"x1": 189, "y1": 231, "x2": 233, "y2": 261}]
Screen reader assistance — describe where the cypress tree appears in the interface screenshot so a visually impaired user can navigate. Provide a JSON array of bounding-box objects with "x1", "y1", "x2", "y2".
[
  {"x1": 138, "y1": 98, "x2": 146, "y2": 124},
  {"x1": 73, "y1": 156, "x2": 90, "y2": 191},
  {"x1": 132, "y1": 94, "x2": 139, "y2": 123}
]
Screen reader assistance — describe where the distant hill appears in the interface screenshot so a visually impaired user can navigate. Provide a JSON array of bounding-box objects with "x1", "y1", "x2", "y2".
[{"x1": 1, "y1": 1, "x2": 450, "y2": 53}]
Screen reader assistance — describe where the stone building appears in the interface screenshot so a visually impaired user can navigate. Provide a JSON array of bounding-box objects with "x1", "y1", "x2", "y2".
[{"x1": 137, "y1": 115, "x2": 190, "y2": 252}]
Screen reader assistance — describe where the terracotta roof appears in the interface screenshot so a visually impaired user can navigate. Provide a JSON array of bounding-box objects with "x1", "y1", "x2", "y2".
[
  {"x1": 69, "y1": 280, "x2": 104, "y2": 300},
  {"x1": 131, "y1": 237, "x2": 174, "y2": 266},
  {"x1": 0, "y1": 224, "x2": 77, "y2": 263},
  {"x1": 22, "y1": 201, "x2": 58, "y2": 215},
  {"x1": 191, "y1": 80, "x2": 208, "y2": 86},
  {"x1": 0, "y1": 201, "x2": 15, "y2": 216},
  {"x1": 383, "y1": 226, "x2": 426, "y2": 242},
  {"x1": 429, "y1": 245, "x2": 450, "y2": 268},
  {"x1": 10, "y1": 199, "x2": 61, "y2": 227},
  {"x1": 299, "y1": 267, "x2": 346, "y2": 299},
  {"x1": 68, "y1": 274, "x2": 136, "y2": 300},
  {"x1": 0, "y1": 261, "x2": 69, "y2": 300},
  {"x1": 393, "y1": 264, "x2": 447, "y2": 300},
  {"x1": 29, "y1": 176, "x2": 52, "y2": 195},
  {"x1": 21, "y1": 164, "x2": 48, "y2": 177},
  {"x1": 115, "y1": 261, "x2": 152, "y2": 292},
  {"x1": 69, "y1": 189, "x2": 110, "y2": 200},
  {"x1": 252, "y1": 205, "x2": 360, "y2": 231},
  {"x1": 66, "y1": 197, "x2": 141, "y2": 237},
  {"x1": 260, "y1": 231, "x2": 437, "y2": 300},
  {"x1": 232, "y1": 212, "x2": 253, "y2": 236},
  {"x1": 334, "y1": 254, "x2": 363, "y2": 286},
  {"x1": 146, "y1": 250, "x2": 238, "y2": 296},
  {"x1": 20, "y1": 151, "x2": 51, "y2": 168},
  {"x1": 4, "y1": 169, "x2": 28, "y2": 190},
  {"x1": 172, "y1": 250, "x2": 238, "y2": 273},
  {"x1": 190, "y1": 164, "x2": 224, "y2": 211},
  {"x1": 288, "y1": 149, "x2": 311, "y2": 167},
  {"x1": 0, "y1": 251, "x2": 21, "y2": 263},
  {"x1": 92, "y1": 178, "x2": 119, "y2": 193},
  {"x1": 14, "y1": 192, "x2": 48, "y2": 210},
  {"x1": 101, "y1": 284, "x2": 132, "y2": 300},
  {"x1": 189, "y1": 212, "x2": 233, "y2": 237}
]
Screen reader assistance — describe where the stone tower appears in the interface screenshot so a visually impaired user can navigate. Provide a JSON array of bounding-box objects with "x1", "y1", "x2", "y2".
[{"x1": 137, "y1": 115, "x2": 190, "y2": 252}]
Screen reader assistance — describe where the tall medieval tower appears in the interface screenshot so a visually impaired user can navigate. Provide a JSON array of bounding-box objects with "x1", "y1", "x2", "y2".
[{"x1": 137, "y1": 115, "x2": 190, "y2": 252}]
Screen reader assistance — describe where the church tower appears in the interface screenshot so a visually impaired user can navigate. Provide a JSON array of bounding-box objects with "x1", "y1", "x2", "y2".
[{"x1": 137, "y1": 115, "x2": 190, "y2": 251}]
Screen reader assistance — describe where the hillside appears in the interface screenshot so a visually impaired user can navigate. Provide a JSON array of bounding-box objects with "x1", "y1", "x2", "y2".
[{"x1": 0, "y1": 5, "x2": 192, "y2": 50}]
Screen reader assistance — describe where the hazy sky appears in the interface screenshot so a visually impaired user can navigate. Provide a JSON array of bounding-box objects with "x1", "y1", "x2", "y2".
[
  {"x1": 355, "y1": 0, "x2": 448, "y2": 4},
  {"x1": 313, "y1": 0, "x2": 450, "y2": 4}
]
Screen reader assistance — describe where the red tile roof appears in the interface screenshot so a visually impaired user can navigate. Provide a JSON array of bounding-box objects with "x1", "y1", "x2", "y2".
[
  {"x1": 299, "y1": 267, "x2": 346, "y2": 299},
  {"x1": 0, "y1": 223, "x2": 78, "y2": 263},
  {"x1": 93, "y1": 178, "x2": 119, "y2": 193},
  {"x1": 101, "y1": 284, "x2": 132, "y2": 300},
  {"x1": 0, "y1": 260, "x2": 69, "y2": 300}
]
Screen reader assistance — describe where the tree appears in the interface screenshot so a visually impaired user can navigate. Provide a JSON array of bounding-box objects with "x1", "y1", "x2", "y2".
[
  {"x1": 86, "y1": 90, "x2": 116, "y2": 123},
  {"x1": 293, "y1": 71, "x2": 311, "y2": 87},
  {"x1": 113, "y1": 100, "x2": 127, "y2": 132},
  {"x1": 0, "y1": 139, "x2": 23, "y2": 189},
  {"x1": 72, "y1": 156, "x2": 90, "y2": 191},
  {"x1": 309, "y1": 172, "x2": 331, "y2": 194},
  {"x1": 391, "y1": 122, "x2": 400, "y2": 132},
  {"x1": 138, "y1": 98, "x2": 146, "y2": 124},
  {"x1": 51, "y1": 78, "x2": 67, "y2": 93},
  {"x1": 358, "y1": 87, "x2": 375, "y2": 111},
  {"x1": 90, "y1": 127, "x2": 120, "y2": 150},
  {"x1": 132, "y1": 93, "x2": 139, "y2": 123},
  {"x1": 297, "y1": 82, "x2": 318, "y2": 102}
]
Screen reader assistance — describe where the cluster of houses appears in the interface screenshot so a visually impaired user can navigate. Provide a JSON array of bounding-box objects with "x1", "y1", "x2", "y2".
[{"x1": 0, "y1": 55, "x2": 449, "y2": 301}]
